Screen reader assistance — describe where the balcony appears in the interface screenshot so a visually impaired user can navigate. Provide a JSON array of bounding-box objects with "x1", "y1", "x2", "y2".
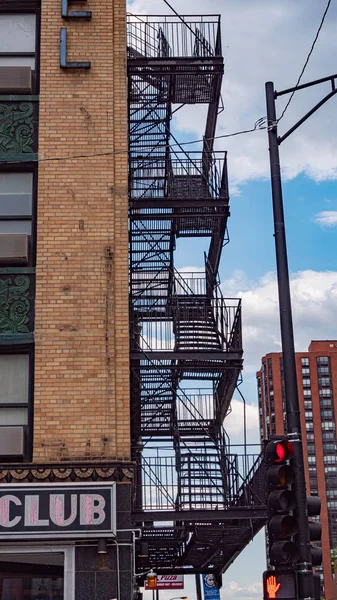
[
  {"x1": 127, "y1": 15, "x2": 223, "y2": 105},
  {"x1": 129, "y1": 152, "x2": 228, "y2": 211}
]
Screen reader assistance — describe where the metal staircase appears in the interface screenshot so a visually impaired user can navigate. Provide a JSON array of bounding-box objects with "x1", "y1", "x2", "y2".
[{"x1": 127, "y1": 14, "x2": 267, "y2": 577}]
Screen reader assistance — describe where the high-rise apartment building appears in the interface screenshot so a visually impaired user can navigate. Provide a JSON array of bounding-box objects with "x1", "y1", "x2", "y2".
[{"x1": 257, "y1": 341, "x2": 337, "y2": 600}]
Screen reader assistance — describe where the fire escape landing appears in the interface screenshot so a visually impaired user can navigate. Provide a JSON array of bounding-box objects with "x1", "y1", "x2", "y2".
[{"x1": 128, "y1": 14, "x2": 267, "y2": 576}]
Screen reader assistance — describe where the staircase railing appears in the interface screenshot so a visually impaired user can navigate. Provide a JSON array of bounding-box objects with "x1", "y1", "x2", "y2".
[
  {"x1": 129, "y1": 152, "x2": 227, "y2": 202},
  {"x1": 127, "y1": 15, "x2": 222, "y2": 59},
  {"x1": 134, "y1": 448, "x2": 265, "y2": 511}
]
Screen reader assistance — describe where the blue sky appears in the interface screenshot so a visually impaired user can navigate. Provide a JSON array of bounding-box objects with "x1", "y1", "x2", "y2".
[{"x1": 128, "y1": 1, "x2": 337, "y2": 598}]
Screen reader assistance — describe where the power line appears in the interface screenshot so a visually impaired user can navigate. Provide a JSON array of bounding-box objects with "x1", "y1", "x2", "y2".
[
  {"x1": 278, "y1": 0, "x2": 332, "y2": 123},
  {"x1": 0, "y1": 119, "x2": 267, "y2": 165}
]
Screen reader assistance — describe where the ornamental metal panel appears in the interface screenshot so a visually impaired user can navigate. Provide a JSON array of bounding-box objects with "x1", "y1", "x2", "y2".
[
  {"x1": 0, "y1": 100, "x2": 38, "y2": 160},
  {"x1": 0, "y1": 272, "x2": 35, "y2": 334}
]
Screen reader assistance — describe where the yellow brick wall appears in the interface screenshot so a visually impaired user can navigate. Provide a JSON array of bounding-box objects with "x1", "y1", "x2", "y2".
[{"x1": 34, "y1": 0, "x2": 130, "y2": 461}]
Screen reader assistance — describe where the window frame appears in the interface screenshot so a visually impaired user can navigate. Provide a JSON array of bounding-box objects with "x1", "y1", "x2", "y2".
[
  {"x1": 0, "y1": 6, "x2": 40, "y2": 94},
  {"x1": 0, "y1": 163, "x2": 38, "y2": 266},
  {"x1": 0, "y1": 544, "x2": 75, "y2": 600},
  {"x1": 0, "y1": 344, "x2": 34, "y2": 462}
]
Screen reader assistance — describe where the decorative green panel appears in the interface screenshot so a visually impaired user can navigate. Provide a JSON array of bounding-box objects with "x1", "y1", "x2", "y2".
[
  {"x1": 0, "y1": 101, "x2": 38, "y2": 158},
  {"x1": 0, "y1": 274, "x2": 35, "y2": 334}
]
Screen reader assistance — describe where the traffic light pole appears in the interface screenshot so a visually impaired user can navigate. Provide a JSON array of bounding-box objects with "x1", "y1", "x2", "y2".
[{"x1": 265, "y1": 81, "x2": 314, "y2": 600}]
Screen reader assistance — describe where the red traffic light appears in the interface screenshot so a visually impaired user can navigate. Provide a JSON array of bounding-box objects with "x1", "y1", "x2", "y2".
[{"x1": 265, "y1": 440, "x2": 294, "y2": 464}]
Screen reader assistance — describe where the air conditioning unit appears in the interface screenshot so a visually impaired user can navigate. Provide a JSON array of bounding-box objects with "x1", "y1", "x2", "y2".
[
  {"x1": 0, "y1": 66, "x2": 32, "y2": 93},
  {"x1": 0, "y1": 234, "x2": 29, "y2": 264},
  {"x1": 0, "y1": 426, "x2": 25, "y2": 457}
]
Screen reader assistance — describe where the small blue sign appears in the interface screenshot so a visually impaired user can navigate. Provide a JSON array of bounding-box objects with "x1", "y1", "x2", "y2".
[{"x1": 202, "y1": 575, "x2": 220, "y2": 600}]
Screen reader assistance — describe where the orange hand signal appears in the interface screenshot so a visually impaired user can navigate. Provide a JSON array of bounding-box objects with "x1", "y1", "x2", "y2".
[{"x1": 267, "y1": 575, "x2": 281, "y2": 598}]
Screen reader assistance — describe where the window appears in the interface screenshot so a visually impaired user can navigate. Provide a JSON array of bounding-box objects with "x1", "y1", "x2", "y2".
[
  {"x1": 324, "y1": 455, "x2": 337, "y2": 464},
  {"x1": 267, "y1": 357, "x2": 272, "y2": 377},
  {"x1": 304, "y1": 400, "x2": 312, "y2": 409},
  {"x1": 322, "y1": 421, "x2": 336, "y2": 430},
  {"x1": 302, "y1": 367, "x2": 310, "y2": 375},
  {"x1": 0, "y1": 545, "x2": 75, "y2": 600},
  {"x1": 319, "y1": 388, "x2": 332, "y2": 397},
  {"x1": 306, "y1": 422, "x2": 314, "y2": 431},
  {"x1": 317, "y1": 366, "x2": 329, "y2": 375},
  {"x1": 322, "y1": 432, "x2": 335, "y2": 441},
  {"x1": 321, "y1": 410, "x2": 334, "y2": 420},
  {"x1": 323, "y1": 443, "x2": 336, "y2": 453},
  {"x1": 0, "y1": 14, "x2": 36, "y2": 69},
  {"x1": 308, "y1": 455, "x2": 316, "y2": 464},
  {"x1": 0, "y1": 173, "x2": 33, "y2": 235},
  {"x1": 306, "y1": 433, "x2": 315, "y2": 441},
  {"x1": 303, "y1": 389, "x2": 312, "y2": 397},
  {"x1": 318, "y1": 377, "x2": 331, "y2": 387},
  {"x1": 320, "y1": 398, "x2": 333, "y2": 408},
  {"x1": 301, "y1": 357, "x2": 309, "y2": 366},
  {"x1": 0, "y1": 351, "x2": 32, "y2": 460},
  {"x1": 317, "y1": 356, "x2": 329, "y2": 365},
  {"x1": 307, "y1": 444, "x2": 315, "y2": 455},
  {"x1": 302, "y1": 378, "x2": 311, "y2": 389},
  {"x1": 305, "y1": 411, "x2": 313, "y2": 420}
]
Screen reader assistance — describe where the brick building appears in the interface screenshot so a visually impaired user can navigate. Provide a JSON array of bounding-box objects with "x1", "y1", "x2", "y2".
[
  {"x1": 257, "y1": 341, "x2": 337, "y2": 600},
  {"x1": 0, "y1": 1, "x2": 133, "y2": 598}
]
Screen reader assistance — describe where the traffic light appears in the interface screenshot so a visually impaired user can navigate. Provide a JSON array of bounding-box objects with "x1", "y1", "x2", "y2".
[
  {"x1": 307, "y1": 495, "x2": 322, "y2": 568},
  {"x1": 312, "y1": 573, "x2": 321, "y2": 600},
  {"x1": 265, "y1": 438, "x2": 299, "y2": 566},
  {"x1": 263, "y1": 570, "x2": 297, "y2": 600}
]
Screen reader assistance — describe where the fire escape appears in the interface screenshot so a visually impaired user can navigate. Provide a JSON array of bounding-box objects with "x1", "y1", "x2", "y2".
[{"x1": 128, "y1": 14, "x2": 267, "y2": 576}]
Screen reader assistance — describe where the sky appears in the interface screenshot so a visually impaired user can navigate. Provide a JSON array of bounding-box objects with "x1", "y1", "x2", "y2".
[{"x1": 128, "y1": 0, "x2": 337, "y2": 598}]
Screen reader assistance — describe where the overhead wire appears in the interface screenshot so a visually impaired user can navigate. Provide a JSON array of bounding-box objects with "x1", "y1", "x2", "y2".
[
  {"x1": 0, "y1": 118, "x2": 267, "y2": 165},
  {"x1": 277, "y1": 0, "x2": 332, "y2": 123},
  {"x1": 0, "y1": 6, "x2": 270, "y2": 166}
]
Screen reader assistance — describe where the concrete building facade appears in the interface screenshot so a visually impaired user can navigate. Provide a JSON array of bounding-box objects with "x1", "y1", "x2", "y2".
[
  {"x1": 257, "y1": 341, "x2": 337, "y2": 600},
  {"x1": 0, "y1": 1, "x2": 132, "y2": 598}
]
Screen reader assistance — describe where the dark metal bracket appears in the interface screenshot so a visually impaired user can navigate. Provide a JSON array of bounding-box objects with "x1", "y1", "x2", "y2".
[{"x1": 275, "y1": 73, "x2": 337, "y2": 145}]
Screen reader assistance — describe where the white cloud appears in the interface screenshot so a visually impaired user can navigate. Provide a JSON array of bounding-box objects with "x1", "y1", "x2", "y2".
[
  {"x1": 221, "y1": 580, "x2": 263, "y2": 598},
  {"x1": 222, "y1": 269, "x2": 337, "y2": 379},
  {"x1": 128, "y1": 0, "x2": 337, "y2": 190},
  {"x1": 313, "y1": 210, "x2": 337, "y2": 227},
  {"x1": 225, "y1": 398, "x2": 259, "y2": 444}
]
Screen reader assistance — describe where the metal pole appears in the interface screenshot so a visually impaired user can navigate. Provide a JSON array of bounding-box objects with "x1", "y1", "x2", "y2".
[
  {"x1": 195, "y1": 574, "x2": 202, "y2": 600},
  {"x1": 265, "y1": 81, "x2": 314, "y2": 600}
]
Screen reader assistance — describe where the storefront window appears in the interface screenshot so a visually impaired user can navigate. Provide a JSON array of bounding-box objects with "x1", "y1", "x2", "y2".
[{"x1": 0, "y1": 553, "x2": 64, "y2": 600}]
